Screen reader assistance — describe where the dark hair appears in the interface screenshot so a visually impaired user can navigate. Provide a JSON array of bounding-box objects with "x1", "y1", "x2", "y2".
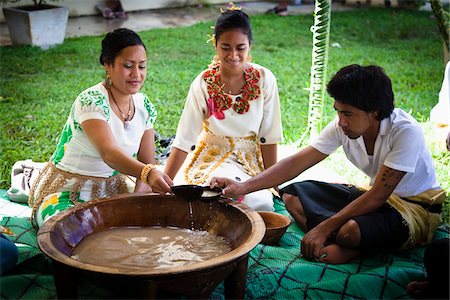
[
  {"x1": 99, "y1": 28, "x2": 146, "y2": 65},
  {"x1": 214, "y1": 10, "x2": 253, "y2": 45},
  {"x1": 326, "y1": 64, "x2": 394, "y2": 120}
]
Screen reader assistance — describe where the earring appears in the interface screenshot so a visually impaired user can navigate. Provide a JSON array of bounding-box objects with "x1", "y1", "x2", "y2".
[
  {"x1": 247, "y1": 55, "x2": 252, "y2": 62},
  {"x1": 105, "y1": 72, "x2": 112, "y2": 88}
]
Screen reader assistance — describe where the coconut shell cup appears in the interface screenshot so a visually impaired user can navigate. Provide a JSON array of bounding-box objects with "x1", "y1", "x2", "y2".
[{"x1": 258, "y1": 211, "x2": 291, "y2": 246}]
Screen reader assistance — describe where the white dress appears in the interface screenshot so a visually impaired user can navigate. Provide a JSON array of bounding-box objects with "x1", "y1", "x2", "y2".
[{"x1": 172, "y1": 62, "x2": 283, "y2": 211}]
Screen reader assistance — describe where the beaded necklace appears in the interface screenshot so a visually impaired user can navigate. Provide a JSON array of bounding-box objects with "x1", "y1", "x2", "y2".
[
  {"x1": 108, "y1": 88, "x2": 132, "y2": 129},
  {"x1": 203, "y1": 63, "x2": 261, "y2": 118}
]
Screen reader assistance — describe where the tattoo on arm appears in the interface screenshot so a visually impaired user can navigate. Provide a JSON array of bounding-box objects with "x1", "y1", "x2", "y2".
[{"x1": 380, "y1": 167, "x2": 405, "y2": 190}]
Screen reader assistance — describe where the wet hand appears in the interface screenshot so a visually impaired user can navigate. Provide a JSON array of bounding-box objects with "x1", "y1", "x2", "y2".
[
  {"x1": 134, "y1": 182, "x2": 151, "y2": 193},
  {"x1": 210, "y1": 177, "x2": 245, "y2": 198},
  {"x1": 300, "y1": 226, "x2": 329, "y2": 260},
  {"x1": 148, "y1": 169, "x2": 173, "y2": 195}
]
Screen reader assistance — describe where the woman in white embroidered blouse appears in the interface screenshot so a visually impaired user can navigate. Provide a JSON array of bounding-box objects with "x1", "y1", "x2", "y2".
[
  {"x1": 164, "y1": 3, "x2": 283, "y2": 211},
  {"x1": 29, "y1": 28, "x2": 173, "y2": 227}
]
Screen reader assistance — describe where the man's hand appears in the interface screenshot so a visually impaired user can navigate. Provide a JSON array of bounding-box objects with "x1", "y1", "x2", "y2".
[
  {"x1": 301, "y1": 223, "x2": 334, "y2": 260},
  {"x1": 210, "y1": 177, "x2": 246, "y2": 199}
]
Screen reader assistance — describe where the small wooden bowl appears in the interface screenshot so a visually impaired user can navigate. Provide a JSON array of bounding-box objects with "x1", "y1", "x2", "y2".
[{"x1": 258, "y1": 211, "x2": 291, "y2": 246}]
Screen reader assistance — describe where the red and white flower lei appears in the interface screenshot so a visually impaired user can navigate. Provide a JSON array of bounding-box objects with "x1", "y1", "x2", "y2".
[{"x1": 204, "y1": 63, "x2": 261, "y2": 119}]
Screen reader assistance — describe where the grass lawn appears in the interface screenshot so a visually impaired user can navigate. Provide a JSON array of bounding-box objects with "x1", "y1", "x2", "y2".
[{"x1": 0, "y1": 6, "x2": 448, "y2": 222}]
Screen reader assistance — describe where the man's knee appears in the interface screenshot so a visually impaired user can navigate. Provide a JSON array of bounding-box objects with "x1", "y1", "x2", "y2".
[
  {"x1": 336, "y1": 219, "x2": 361, "y2": 247},
  {"x1": 282, "y1": 193, "x2": 307, "y2": 230},
  {"x1": 283, "y1": 193, "x2": 302, "y2": 214},
  {"x1": 283, "y1": 193, "x2": 297, "y2": 206}
]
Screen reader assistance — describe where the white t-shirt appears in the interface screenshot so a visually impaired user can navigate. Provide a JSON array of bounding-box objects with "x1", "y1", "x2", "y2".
[
  {"x1": 172, "y1": 63, "x2": 283, "y2": 152},
  {"x1": 311, "y1": 108, "x2": 440, "y2": 197},
  {"x1": 52, "y1": 82, "x2": 157, "y2": 177}
]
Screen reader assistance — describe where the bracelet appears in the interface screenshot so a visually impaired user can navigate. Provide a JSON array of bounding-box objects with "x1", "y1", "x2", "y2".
[{"x1": 140, "y1": 163, "x2": 156, "y2": 184}]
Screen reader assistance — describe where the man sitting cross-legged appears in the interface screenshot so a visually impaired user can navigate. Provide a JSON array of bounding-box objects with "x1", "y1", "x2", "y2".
[{"x1": 211, "y1": 64, "x2": 446, "y2": 264}]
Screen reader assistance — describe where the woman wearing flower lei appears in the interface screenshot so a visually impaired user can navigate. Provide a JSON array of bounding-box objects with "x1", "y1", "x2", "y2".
[{"x1": 165, "y1": 3, "x2": 283, "y2": 211}]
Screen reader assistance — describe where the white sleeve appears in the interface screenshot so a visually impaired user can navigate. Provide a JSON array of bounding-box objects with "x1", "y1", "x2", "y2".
[
  {"x1": 172, "y1": 73, "x2": 209, "y2": 153},
  {"x1": 258, "y1": 67, "x2": 283, "y2": 144},
  {"x1": 75, "y1": 90, "x2": 109, "y2": 124},
  {"x1": 384, "y1": 124, "x2": 423, "y2": 173},
  {"x1": 310, "y1": 118, "x2": 342, "y2": 155}
]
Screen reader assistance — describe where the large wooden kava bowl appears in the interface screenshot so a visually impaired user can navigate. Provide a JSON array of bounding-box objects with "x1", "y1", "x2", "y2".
[{"x1": 37, "y1": 194, "x2": 265, "y2": 299}]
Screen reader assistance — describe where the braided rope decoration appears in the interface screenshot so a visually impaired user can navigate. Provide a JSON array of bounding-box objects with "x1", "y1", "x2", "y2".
[
  {"x1": 300, "y1": 0, "x2": 332, "y2": 144},
  {"x1": 430, "y1": 0, "x2": 449, "y2": 52}
]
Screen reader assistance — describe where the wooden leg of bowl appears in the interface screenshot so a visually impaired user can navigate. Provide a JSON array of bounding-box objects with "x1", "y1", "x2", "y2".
[
  {"x1": 136, "y1": 280, "x2": 158, "y2": 299},
  {"x1": 53, "y1": 261, "x2": 78, "y2": 299},
  {"x1": 224, "y1": 254, "x2": 249, "y2": 299}
]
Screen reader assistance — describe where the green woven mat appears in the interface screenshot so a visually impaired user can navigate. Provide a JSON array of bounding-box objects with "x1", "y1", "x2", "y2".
[
  {"x1": 1, "y1": 193, "x2": 449, "y2": 299},
  {"x1": 237, "y1": 199, "x2": 450, "y2": 299}
]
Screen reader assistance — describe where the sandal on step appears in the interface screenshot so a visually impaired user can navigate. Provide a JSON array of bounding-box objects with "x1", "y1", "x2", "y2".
[{"x1": 96, "y1": 4, "x2": 115, "y2": 19}]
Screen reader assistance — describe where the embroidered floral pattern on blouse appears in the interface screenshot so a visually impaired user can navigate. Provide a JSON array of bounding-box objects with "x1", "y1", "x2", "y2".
[
  {"x1": 203, "y1": 63, "x2": 261, "y2": 119},
  {"x1": 52, "y1": 121, "x2": 73, "y2": 164},
  {"x1": 79, "y1": 90, "x2": 110, "y2": 120},
  {"x1": 143, "y1": 95, "x2": 157, "y2": 126},
  {"x1": 53, "y1": 90, "x2": 109, "y2": 165}
]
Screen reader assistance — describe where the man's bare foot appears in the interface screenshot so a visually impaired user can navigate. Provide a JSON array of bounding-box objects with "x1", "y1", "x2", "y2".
[
  {"x1": 318, "y1": 244, "x2": 359, "y2": 264},
  {"x1": 406, "y1": 280, "x2": 430, "y2": 299}
]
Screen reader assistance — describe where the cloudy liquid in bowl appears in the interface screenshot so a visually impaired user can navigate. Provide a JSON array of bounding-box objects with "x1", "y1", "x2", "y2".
[{"x1": 71, "y1": 226, "x2": 231, "y2": 270}]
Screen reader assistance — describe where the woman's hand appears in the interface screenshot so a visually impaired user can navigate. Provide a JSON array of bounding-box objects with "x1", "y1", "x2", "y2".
[
  {"x1": 210, "y1": 177, "x2": 246, "y2": 198},
  {"x1": 134, "y1": 180, "x2": 151, "y2": 193},
  {"x1": 147, "y1": 169, "x2": 173, "y2": 194}
]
